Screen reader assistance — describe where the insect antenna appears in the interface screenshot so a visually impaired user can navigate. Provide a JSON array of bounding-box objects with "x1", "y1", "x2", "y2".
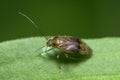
[
  {"x1": 18, "y1": 12, "x2": 50, "y2": 54},
  {"x1": 18, "y1": 12, "x2": 48, "y2": 40}
]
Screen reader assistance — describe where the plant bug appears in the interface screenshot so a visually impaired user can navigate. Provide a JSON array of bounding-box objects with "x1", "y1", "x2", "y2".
[
  {"x1": 47, "y1": 36, "x2": 92, "y2": 58},
  {"x1": 18, "y1": 12, "x2": 92, "y2": 60}
]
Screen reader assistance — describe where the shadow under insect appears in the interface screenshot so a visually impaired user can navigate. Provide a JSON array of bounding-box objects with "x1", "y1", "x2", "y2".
[{"x1": 46, "y1": 47, "x2": 93, "y2": 64}]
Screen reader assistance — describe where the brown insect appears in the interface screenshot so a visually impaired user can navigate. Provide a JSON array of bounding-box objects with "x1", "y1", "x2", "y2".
[
  {"x1": 46, "y1": 36, "x2": 91, "y2": 58},
  {"x1": 19, "y1": 12, "x2": 92, "y2": 59}
]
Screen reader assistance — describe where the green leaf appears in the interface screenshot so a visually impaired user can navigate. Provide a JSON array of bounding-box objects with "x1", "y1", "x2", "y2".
[{"x1": 0, "y1": 37, "x2": 120, "y2": 80}]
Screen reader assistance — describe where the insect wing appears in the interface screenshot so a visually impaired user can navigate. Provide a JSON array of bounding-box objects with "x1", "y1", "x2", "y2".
[{"x1": 55, "y1": 36, "x2": 80, "y2": 53}]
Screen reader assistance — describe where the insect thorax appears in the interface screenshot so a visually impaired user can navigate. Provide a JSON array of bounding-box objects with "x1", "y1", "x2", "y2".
[
  {"x1": 47, "y1": 37, "x2": 56, "y2": 46},
  {"x1": 47, "y1": 36, "x2": 61, "y2": 47},
  {"x1": 47, "y1": 39, "x2": 52, "y2": 46}
]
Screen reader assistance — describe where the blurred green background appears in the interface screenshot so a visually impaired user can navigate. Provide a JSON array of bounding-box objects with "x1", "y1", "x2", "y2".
[{"x1": 0, "y1": 0, "x2": 120, "y2": 42}]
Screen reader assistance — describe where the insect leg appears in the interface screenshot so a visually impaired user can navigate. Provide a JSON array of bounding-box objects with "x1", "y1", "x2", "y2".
[
  {"x1": 57, "y1": 54, "x2": 60, "y2": 59},
  {"x1": 44, "y1": 47, "x2": 54, "y2": 54},
  {"x1": 64, "y1": 53, "x2": 79, "y2": 60},
  {"x1": 40, "y1": 47, "x2": 54, "y2": 57},
  {"x1": 64, "y1": 53, "x2": 68, "y2": 58},
  {"x1": 34, "y1": 45, "x2": 46, "y2": 53}
]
